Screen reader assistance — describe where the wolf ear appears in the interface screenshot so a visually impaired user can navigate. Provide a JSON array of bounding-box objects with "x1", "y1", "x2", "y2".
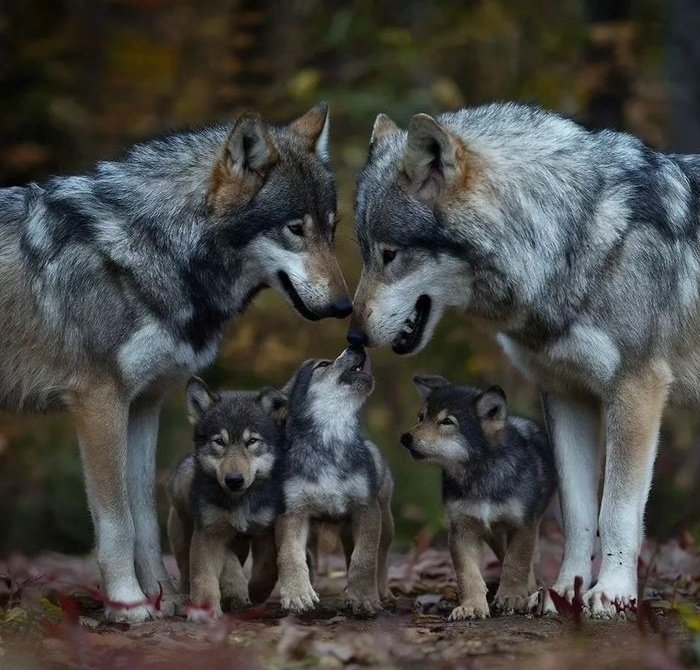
[
  {"x1": 475, "y1": 385, "x2": 507, "y2": 446},
  {"x1": 225, "y1": 111, "x2": 278, "y2": 175},
  {"x1": 370, "y1": 113, "x2": 400, "y2": 145},
  {"x1": 404, "y1": 113, "x2": 464, "y2": 205},
  {"x1": 289, "y1": 102, "x2": 330, "y2": 163},
  {"x1": 186, "y1": 377, "x2": 216, "y2": 424},
  {"x1": 258, "y1": 386, "x2": 288, "y2": 423},
  {"x1": 412, "y1": 374, "x2": 449, "y2": 400}
]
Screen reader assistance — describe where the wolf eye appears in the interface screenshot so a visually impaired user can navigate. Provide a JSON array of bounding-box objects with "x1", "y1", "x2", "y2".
[
  {"x1": 211, "y1": 436, "x2": 226, "y2": 446},
  {"x1": 287, "y1": 222, "x2": 304, "y2": 237},
  {"x1": 315, "y1": 361, "x2": 331, "y2": 369},
  {"x1": 440, "y1": 416, "x2": 457, "y2": 426},
  {"x1": 382, "y1": 248, "x2": 397, "y2": 265},
  {"x1": 417, "y1": 412, "x2": 424, "y2": 422},
  {"x1": 246, "y1": 436, "x2": 261, "y2": 447}
]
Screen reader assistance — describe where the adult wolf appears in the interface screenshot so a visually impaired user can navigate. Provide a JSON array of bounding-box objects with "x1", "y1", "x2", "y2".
[
  {"x1": 0, "y1": 102, "x2": 350, "y2": 621},
  {"x1": 349, "y1": 102, "x2": 700, "y2": 618}
]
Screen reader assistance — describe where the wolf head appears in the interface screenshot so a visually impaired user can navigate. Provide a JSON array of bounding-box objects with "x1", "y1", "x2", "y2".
[
  {"x1": 284, "y1": 346, "x2": 373, "y2": 443},
  {"x1": 186, "y1": 377, "x2": 287, "y2": 495},
  {"x1": 400, "y1": 375, "x2": 507, "y2": 469},
  {"x1": 208, "y1": 103, "x2": 351, "y2": 321}
]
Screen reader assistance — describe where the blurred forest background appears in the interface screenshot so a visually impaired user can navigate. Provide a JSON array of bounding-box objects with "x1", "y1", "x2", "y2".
[{"x1": 0, "y1": 0, "x2": 698, "y2": 556}]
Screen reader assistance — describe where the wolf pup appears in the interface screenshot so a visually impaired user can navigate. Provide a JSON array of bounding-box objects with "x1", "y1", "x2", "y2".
[
  {"x1": 0, "y1": 102, "x2": 350, "y2": 621},
  {"x1": 349, "y1": 103, "x2": 700, "y2": 616},
  {"x1": 401, "y1": 375, "x2": 555, "y2": 620},
  {"x1": 275, "y1": 346, "x2": 394, "y2": 616},
  {"x1": 167, "y1": 377, "x2": 287, "y2": 618}
]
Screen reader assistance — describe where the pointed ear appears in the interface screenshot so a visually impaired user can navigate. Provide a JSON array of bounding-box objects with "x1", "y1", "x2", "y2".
[
  {"x1": 258, "y1": 386, "x2": 288, "y2": 423},
  {"x1": 412, "y1": 374, "x2": 450, "y2": 400},
  {"x1": 404, "y1": 113, "x2": 463, "y2": 205},
  {"x1": 186, "y1": 377, "x2": 216, "y2": 424},
  {"x1": 475, "y1": 385, "x2": 507, "y2": 446},
  {"x1": 370, "y1": 113, "x2": 400, "y2": 145},
  {"x1": 289, "y1": 101, "x2": 330, "y2": 163},
  {"x1": 225, "y1": 111, "x2": 278, "y2": 175}
]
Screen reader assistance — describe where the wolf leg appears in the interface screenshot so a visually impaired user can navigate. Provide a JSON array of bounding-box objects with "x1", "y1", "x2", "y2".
[
  {"x1": 167, "y1": 507, "x2": 192, "y2": 595},
  {"x1": 586, "y1": 362, "x2": 669, "y2": 618},
  {"x1": 345, "y1": 500, "x2": 382, "y2": 616},
  {"x1": 189, "y1": 528, "x2": 227, "y2": 619},
  {"x1": 448, "y1": 518, "x2": 489, "y2": 620},
  {"x1": 493, "y1": 524, "x2": 538, "y2": 614},
  {"x1": 377, "y1": 494, "x2": 395, "y2": 602},
  {"x1": 220, "y1": 548, "x2": 250, "y2": 611},
  {"x1": 71, "y1": 383, "x2": 151, "y2": 623},
  {"x1": 127, "y1": 397, "x2": 178, "y2": 616},
  {"x1": 248, "y1": 533, "x2": 278, "y2": 604},
  {"x1": 276, "y1": 514, "x2": 319, "y2": 612},
  {"x1": 541, "y1": 392, "x2": 601, "y2": 613}
]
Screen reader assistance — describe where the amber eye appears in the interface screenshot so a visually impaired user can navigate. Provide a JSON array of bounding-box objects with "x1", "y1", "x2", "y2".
[
  {"x1": 440, "y1": 416, "x2": 457, "y2": 426},
  {"x1": 417, "y1": 412, "x2": 424, "y2": 422},
  {"x1": 287, "y1": 222, "x2": 304, "y2": 237},
  {"x1": 315, "y1": 360, "x2": 331, "y2": 369},
  {"x1": 382, "y1": 248, "x2": 397, "y2": 265}
]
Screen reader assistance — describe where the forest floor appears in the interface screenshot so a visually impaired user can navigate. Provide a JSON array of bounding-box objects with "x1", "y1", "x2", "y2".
[{"x1": 1, "y1": 528, "x2": 699, "y2": 670}]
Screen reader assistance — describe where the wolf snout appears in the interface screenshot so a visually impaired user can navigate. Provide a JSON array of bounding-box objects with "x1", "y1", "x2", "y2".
[
  {"x1": 329, "y1": 297, "x2": 353, "y2": 319},
  {"x1": 400, "y1": 432, "x2": 414, "y2": 448},
  {"x1": 346, "y1": 327, "x2": 369, "y2": 347},
  {"x1": 224, "y1": 473, "x2": 245, "y2": 491}
]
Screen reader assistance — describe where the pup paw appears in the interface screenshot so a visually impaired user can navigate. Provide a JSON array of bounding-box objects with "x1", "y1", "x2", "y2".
[
  {"x1": 220, "y1": 591, "x2": 251, "y2": 611},
  {"x1": 380, "y1": 588, "x2": 398, "y2": 605},
  {"x1": 538, "y1": 581, "x2": 579, "y2": 616},
  {"x1": 584, "y1": 580, "x2": 637, "y2": 619},
  {"x1": 493, "y1": 589, "x2": 529, "y2": 615},
  {"x1": 105, "y1": 603, "x2": 154, "y2": 624},
  {"x1": 186, "y1": 603, "x2": 223, "y2": 622},
  {"x1": 280, "y1": 584, "x2": 320, "y2": 613},
  {"x1": 448, "y1": 598, "x2": 490, "y2": 621}
]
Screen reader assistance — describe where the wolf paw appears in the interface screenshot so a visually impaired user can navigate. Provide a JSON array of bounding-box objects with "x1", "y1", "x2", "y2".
[
  {"x1": 380, "y1": 588, "x2": 398, "y2": 605},
  {"x1": 105, "y1": 603, "x2": 154, "y2": 624},
  {"x1": 345, "y1": 589, "x2": 382, "y2": 617},
  {"x1": 221, "y1": 591, "x2": 251, "y2": 611},
  {"x1": 538, "y1": 582, "x2": 579, "y2": 616},
  {"x1": 493, "y1": 590, "x2": 529, "y2": 615},
  {"x1": 280, "y1": 584, "x2": 319, "y2": 613},
  {"x1": 448, "y1": 599, "x2": 490, "y2": 621},
  {"x1": 186, "y1": 603, "x2": 223, "y2": 622},
  {"x1": 584, "y1": 582, "x2": 637, "y2": 619}
]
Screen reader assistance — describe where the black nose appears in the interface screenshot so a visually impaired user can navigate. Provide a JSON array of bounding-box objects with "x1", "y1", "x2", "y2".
[
  {"x1": 346, "y1": 328, "x2": 369, "y2": 347},
  {"x1": 400, "y1": 433, "x2": 413, "y2": 447},
  {"x1": 225, "y1": 474, "x2": 245, "y2": 491},
  {"x1": 330, "y1": 298, "x2": 353, "y2": 319}
]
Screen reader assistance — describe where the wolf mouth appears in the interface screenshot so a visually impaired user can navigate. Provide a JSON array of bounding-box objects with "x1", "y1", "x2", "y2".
[
  {"x1": 277, "y1": 271, "x2": 321, "y2": 321},
  {"x1": 392, "y1": 295, "x2": 431, "y2": 355}
]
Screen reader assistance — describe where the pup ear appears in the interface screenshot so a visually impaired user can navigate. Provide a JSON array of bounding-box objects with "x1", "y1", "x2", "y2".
[
  {"x1": 404, "y1": 113, "x2": 464, "y2": 205},
  {"x1": 258, "y1": 386, "x2": 288, "y2": 422},
  {"x1": 370, "y1": 113, "x2": 400, "y2": 145},
  {"x1": 475, "y1": 385, "x2": 507, "y2": 446},
  {"x1": 186, "y1": 377, "x2": 216, "y2": 424},
  {"x1": 289, "y1": 101, "x2": 330, "y2": 163},
  {"x1": 225, "y1": 111, "x2": 278, "y2": 174},
  {"x1": 412, "y1": 374, "x2": 449, "y2": 400}
]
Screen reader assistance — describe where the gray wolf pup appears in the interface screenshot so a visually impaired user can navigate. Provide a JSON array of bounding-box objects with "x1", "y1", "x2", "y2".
[
  {"x1": 401, "y1": 375, "x2": 555, "y2": 619},
  {"x1": 0, "y1": 102, "x2": 350, "y2": 621},
  {"x1": 349, "y1": 102, "x2": 697, "y2": 617},
  {"x1": 275, "y1": 346, "x2": 394, "y2": 615},
  {"x1": 167, "y1": 377, "x2": 286, "y2": 619}
]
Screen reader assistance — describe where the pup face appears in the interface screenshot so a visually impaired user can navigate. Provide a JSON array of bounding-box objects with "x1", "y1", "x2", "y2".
[
  {"x1": 350, "y1": 114, "x2": 475, "y2": 354},
  {"x1": 208, "y1": 103, "x2": 351, "y2": 321},
  {"x1": 400, "y1": 375, "x2": 507, "y2": 469},
  {"x1": 285, "y1": 346, "x2": 374, "y2": 431},
  {"x1": 186, "y1": 378, "x2": 287, "y2": 495}
]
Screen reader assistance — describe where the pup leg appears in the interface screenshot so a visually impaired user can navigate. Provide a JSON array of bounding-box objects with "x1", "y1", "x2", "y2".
[
  {"x1": 127, "y1": 397, "x2": 178, "y2": 616},
  {"x1": 71, "y1": 384, "x2": 153, "y2": 622},
  {"x1": 493, "y1": 524, "x2": 538, "y2": 614},
  {"x1": 248, "y1": 533, "x2": 278, "y2": 604},
  {"x1": 189, "y1": 529, "x2": 227, "y2": 619},
  {"x1": 167, "y1": 506, "x2": 192, "y2": 595},
  {"x1": 377, "y1": 494, "x2": 395, "y2": 602},
  {"x1": 586, "y1": 362, "x2": 669, "y2": 618},
  {"x1": 220, "y1": 542, "x2": 251, "y2": 611},
  {"x1": 276, "y1": 514, "x2": 319, "y2": 612},
  {"x1": 345, "y1": 501, "x2": 382, "y2": 616},
  {"x1": 448, "y1": 519, "x2": 489, "y2": 620},
  {"x1": 541, "y1": 392, "x2": 601, "y2": 612}
]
